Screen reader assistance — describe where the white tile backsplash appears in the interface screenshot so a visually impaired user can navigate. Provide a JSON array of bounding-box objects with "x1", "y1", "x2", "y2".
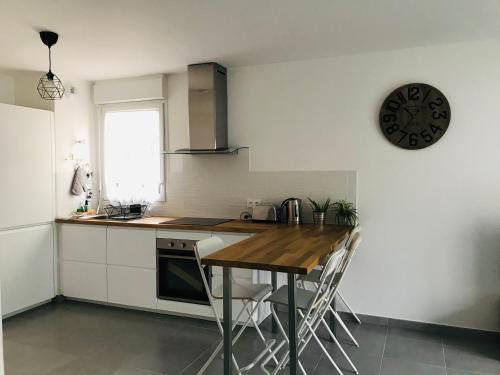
[{"x1": 151, "y1": 149, "x2": 356, "y2": 223}]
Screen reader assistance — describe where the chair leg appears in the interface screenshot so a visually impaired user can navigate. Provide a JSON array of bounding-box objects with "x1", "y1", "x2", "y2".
[
  {"x1": 306, "y1": 320, "x2": 344, "y2": 375},
  {"x1": 320, "y1": 317, "x2": 358, "y2": 374},
  {"x1": 338, "y1": 291, "x2": 361, "y2": 324},
  {"x1": 245, "y1": 302, "x2": 280, "y2": 366},
  {"x1": 329, "y1": 306, "x2": 359, "y2": 347}
]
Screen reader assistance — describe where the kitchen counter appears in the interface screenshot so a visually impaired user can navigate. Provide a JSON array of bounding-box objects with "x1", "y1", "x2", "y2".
[
  {"x1": 56, "y1": 216, "x2": 351, "y2": 274},
  {"x1": 55, "y1": 216, "x2": 276, "y2": 233}
]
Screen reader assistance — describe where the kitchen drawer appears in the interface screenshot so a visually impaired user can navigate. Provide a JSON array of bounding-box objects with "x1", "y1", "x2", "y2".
[
  {"x1": 157, "y1": 229, "x2": 211, "y2": 241},
  {"x1": 107, "y1": 227, "x2": 156, "y2": 268},
  {"x1": 108, "y1": 265, "x2": 156, "y2": 309},
  {"x1": 58, "y1": 224, "x2": 107, "y2": 264},
  {"x1": 61, "y1": 261, "x2": 107, "y2": 302}
]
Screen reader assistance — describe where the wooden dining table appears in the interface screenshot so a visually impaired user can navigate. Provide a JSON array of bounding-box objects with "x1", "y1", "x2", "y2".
[{"x1": 202, "y1": 224, "x2": 351, "y2": 375}]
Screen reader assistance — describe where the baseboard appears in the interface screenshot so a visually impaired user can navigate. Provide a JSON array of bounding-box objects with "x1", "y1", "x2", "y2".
[{"x1": 338, "y1": 311, "x2": 500, "y2": 340}]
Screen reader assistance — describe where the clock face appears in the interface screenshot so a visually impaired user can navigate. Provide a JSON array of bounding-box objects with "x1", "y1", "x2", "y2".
[{"x1": 379, "y1": 83, "x2": 451, "y2": 150}]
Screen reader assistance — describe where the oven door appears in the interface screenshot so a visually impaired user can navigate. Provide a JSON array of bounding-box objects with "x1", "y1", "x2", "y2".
[{"x1": 157, "y1": 249, "x2": 211, "y2": 305}]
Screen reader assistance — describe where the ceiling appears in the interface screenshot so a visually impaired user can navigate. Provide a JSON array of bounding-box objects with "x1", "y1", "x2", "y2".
[{"x1": 1, "y1": 0, "x2": 499, "y2": 81}]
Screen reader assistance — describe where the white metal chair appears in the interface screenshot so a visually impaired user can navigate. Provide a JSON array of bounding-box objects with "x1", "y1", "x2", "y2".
[
  {"x1": 194, "y1": 236, "x2": 278, "y2": 374},
  {"x1": 299, "y1": 226, "x2": 362, "y2": 347},
  {"x1": 259, "y1": 244, "x2": 349, "y2": 375}
]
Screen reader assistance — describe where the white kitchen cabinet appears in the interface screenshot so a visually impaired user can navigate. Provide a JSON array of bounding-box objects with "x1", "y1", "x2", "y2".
[
  {"x1": 108, "y1": 265, "x2": 157, "y2": 309},
  {"x1": 0, "y1": 224, "x2": 55, "y2": 317},
  {"x1": 59, "y1": 224, "x2": 107, "y2": 264},
  {"x1": 61, "y1": 261, "x2": 107, "y2": 302},
  {"x1": 157, "y1": 229, "x2": 211, "y2": 241},
  {"x1": 0, "y1": 104, "x2": 54, "y2": 229},
  {"x1": 107, "y1": 227, "x2": 156, "y2": 268}
]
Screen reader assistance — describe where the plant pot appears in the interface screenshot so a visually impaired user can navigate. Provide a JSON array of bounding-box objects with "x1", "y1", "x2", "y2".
[{"x1": 313, "y1": 211, "x2": 325, "y2": 226}]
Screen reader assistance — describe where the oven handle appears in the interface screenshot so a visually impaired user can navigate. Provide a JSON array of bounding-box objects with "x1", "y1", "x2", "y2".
[{"x1": 157, "y1": 254, "x2": 197, "y2": 261}]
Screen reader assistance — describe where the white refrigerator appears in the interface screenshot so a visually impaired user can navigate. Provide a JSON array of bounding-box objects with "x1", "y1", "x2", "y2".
[{"x1": 0, "y1": 103, "x2": 56, "y2": 318}]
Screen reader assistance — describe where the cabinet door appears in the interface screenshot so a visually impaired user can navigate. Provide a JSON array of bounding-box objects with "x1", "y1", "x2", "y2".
[
  {"x1": 108, "y1": 265, "x2": 157, "y2": 309},
  {"x1": 157, "y1": 230, "x2": 211, "y2": 241},
  {"x1": 107, "y1": 228, "x2": 156, "y2": 268},
  {"x1": 0, "y1": 104, "x2": 54, "y2": 229},
  {"x1": 0, "y1": 224, "x2": 55, "y2": 316},
  {"x1": 61, "y1": 261, "x2": 107, "y2": 302},
  {"x1": 59, "y1": 224, "x2": 107, "y2": 263}
]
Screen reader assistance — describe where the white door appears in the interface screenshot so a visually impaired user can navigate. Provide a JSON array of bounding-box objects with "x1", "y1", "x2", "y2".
[
  {"x1": 107, "y1": 227, "x2": 156, "y2": 268},
  {"x1": 0, "y1": 103, "x2": 54, "y2": 229},
  {"x1": 108, "y1": 265, "x2": 157, "y2": 309},
  {"x1": 0, "y1": 224, "x2": 55, "y2": 316},
  {"x1": 59, "y1": 224, "x2": 107, "y2": 264},
  {"x1": 61, "y1": 261, "x2": 107, "y2": 302}
]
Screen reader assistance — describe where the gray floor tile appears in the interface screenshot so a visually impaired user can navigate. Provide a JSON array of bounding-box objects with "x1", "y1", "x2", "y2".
[
  {"x1": 384, "y1": 327, "x2": 445, "y2": 366},
  {"x1": 446, "y1": 369, "x2": 499, "y2": 375},
  {"x1": 3, "y1": 339, "x2": 77, "y2": 375},
  {"x1": 314, "y1": 349, "x2": 382, "y2": 375},
  {"x1": 380, "y1": 358, "x2": 446, "y2": 375},
  {"x1": 46, "y1": 358, "x2": 116, "y2": 375},
  {"x1": 444, "y1": 343, "x2": 500, "y2": 375},
  {"x1": 3, "y1": 301, "x2": 498, "y2": 375}
]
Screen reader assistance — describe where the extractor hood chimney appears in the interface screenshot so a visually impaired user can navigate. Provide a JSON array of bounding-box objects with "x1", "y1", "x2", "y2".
[
  {"x1": 184, "y1": 63, "x2": 228, "y2": 151},
  {"x1": 164, "y1": 63, "x2": 246, "y2": 155}
]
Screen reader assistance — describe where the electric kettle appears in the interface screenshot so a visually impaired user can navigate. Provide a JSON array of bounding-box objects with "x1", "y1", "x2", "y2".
[{"x1": 280, "y1": 198, "x2": 302, "y2": 224}]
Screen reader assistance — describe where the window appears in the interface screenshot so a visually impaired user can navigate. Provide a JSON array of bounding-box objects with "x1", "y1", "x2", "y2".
[{"x1": 100, "y1": 102, "x2": 164, "y2": 203}]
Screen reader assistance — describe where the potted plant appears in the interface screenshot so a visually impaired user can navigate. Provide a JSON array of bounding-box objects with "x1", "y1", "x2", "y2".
[
  {"x1": 307, "y1": 197, "x2": 331, "y2": 226},
  {"x1": 332, "y1": 199, "x2": 358, "y2": 226}
]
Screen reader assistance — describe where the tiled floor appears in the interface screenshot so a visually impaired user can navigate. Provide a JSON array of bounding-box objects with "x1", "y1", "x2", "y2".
[{"x1": 2, "y1": 301, "x2": 499, "y2": 375}]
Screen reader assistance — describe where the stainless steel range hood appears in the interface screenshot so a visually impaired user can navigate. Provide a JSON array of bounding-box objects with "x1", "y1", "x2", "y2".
[{"x1": 167, "y1": 62, "x2": 240, "y2": 155}]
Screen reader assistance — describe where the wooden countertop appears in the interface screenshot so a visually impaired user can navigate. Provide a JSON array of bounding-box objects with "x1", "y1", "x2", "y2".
[
  {"x1": 55, "y1": 216, "x2": 275, "y2": 234},
  {"x1": 56, "y1": 216, "x2": 351, "y2": 274},
  {"x1": 202, "y1": 224, "x2": 350, "y2": 274}
]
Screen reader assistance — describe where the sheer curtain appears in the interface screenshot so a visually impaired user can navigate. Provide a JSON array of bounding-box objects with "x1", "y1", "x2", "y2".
[{"x1": 102, "y1": 104, "x2": 163, "y2": 203}]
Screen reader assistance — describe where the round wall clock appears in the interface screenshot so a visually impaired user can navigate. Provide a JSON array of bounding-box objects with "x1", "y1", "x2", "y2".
[{"x1": 379, "y1": 83, "x2": 451, "y2": 150}]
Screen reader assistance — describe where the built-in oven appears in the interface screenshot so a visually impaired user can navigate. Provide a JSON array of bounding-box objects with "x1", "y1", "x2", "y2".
[{"x1": 157, "y1": 238, "x2": 211, "y2": 305}]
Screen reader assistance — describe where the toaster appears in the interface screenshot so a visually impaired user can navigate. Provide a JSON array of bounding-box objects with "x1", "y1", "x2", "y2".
[{"x1": 252, "y1": 203, "x2": 278, "y2": 222}]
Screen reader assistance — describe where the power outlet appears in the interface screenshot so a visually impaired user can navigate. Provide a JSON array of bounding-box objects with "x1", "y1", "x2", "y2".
[{"x1": 246, "y1": 198, "x2": 262, "y2": 209}]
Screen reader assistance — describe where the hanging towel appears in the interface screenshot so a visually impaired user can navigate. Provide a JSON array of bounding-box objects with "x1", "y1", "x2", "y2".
[{"x1": 71, "y1": 166, "x2": 87, "y2": 196}]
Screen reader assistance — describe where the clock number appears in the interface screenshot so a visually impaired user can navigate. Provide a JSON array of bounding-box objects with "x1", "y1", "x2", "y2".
[
  {"x1": 385, "y1": 100, "x2": 400, "y2": 113},
  {"x1": 383, "y1": 114, "x2": 397, "y2": 122},
  {"x1": 429, "y1": 124, "x2": 443, "y2": 134},
  {"x1": 397, "y1": 91, "x2": 407, "y2": 104},
  {"x1": 385, "y1": 123, "x2": 400, "y2": 134},
  {"x1": 429, "y1": 97, "x2": 444, "y2": 110},
  {"x1": 432, "y1": 110, "x2": 447, "y2": 120},
  {"x1": 397, "y1": 130, "x2": 408, "y2": 144},
  {"x1": 421, "y1": 88, "x2": 431, "y2": 104},
  {"x1": 420, "y1": 129, "x2": 433, "y2": 143},
  {"x1": 407, "y1": 86, "x2": 420, "y2": 101},
  {"x1": 409, "y1": 133, "x2": 419, "y2": 147}
]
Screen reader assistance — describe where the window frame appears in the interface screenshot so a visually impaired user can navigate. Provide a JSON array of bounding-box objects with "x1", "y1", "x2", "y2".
[{"x1": 98, "y1": 100, "x2": 166, "y2": 204}]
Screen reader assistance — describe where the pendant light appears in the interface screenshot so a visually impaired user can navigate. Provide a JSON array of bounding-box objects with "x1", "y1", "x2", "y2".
[{"x1": 37, "y1": 31, "x2": 65, "y2": 100}]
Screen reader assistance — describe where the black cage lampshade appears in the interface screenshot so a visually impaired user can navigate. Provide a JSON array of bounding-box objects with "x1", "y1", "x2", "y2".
[{"x1": 38, "y1": 31, "x2": 65, "y2": 100}]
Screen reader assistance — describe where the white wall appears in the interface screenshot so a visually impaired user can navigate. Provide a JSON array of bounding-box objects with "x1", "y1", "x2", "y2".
[
  {"x1": 0, "y1": 69, "x2": 54, "y2": 111},
  {"x1": 225, "y1": 40, "x2": 500, "y2": 332},
  {"x1": 0, "y1": 74, "x2": 14, "y2": 105},
  {"x1": 54, "y1": 79, "x2": 97, "y2": 217}
]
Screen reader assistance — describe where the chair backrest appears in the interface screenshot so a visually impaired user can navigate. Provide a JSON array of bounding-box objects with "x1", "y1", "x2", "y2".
[
  {"x1": 345, "y1": 226, "x2": 361, "y2": 249},
  {"x1": 319, "y1": 246, "x2": 346, "y2": 283},
  {"x1": 194, "y1": 236, "x2": 225, "y2": 264}
]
